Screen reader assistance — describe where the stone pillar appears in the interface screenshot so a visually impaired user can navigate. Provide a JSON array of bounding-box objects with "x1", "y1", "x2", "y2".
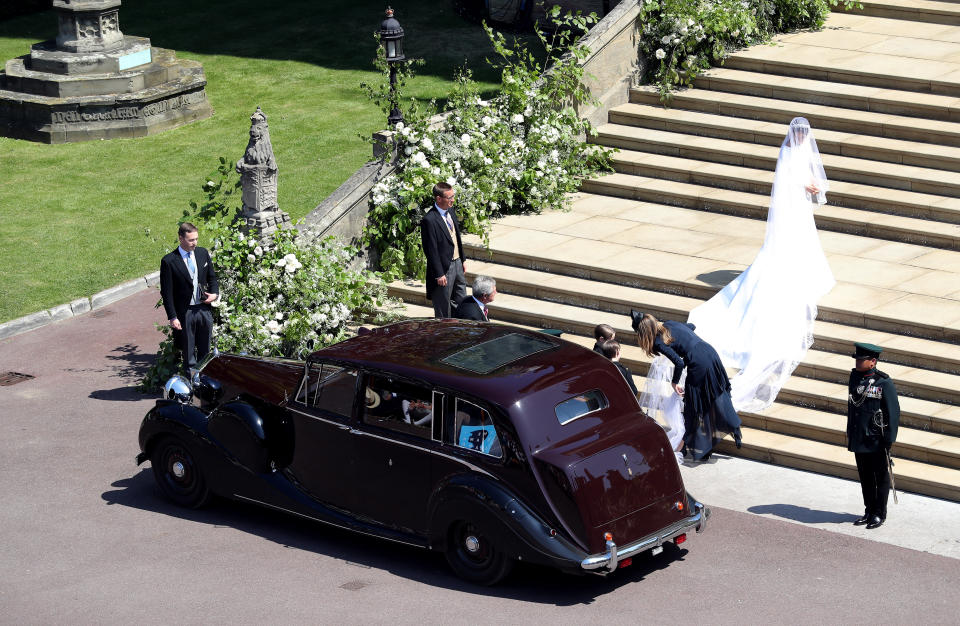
[
  {"x1": 54, "y1": 0, "x2": 124, "y2": 53},
  {"x1": 237, "y1": 107, "x2": 291, "y2": 239}
]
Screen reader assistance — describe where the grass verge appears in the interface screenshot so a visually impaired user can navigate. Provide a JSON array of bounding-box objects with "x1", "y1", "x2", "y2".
[{"x1": 0, "y1": 0, "x2": 507, "y2": 322}]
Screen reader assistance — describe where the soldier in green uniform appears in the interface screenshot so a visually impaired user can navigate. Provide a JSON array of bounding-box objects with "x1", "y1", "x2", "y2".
[{"x1": 846, "y1": 342, "x2": 900, "y2": 530}]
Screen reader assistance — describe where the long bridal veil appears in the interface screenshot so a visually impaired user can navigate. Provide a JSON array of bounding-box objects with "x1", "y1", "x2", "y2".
[
  {"x1": 688, "y1": 117, "x2": 836, "y2": 413},
  {"x1": 639, "y1": 355, "x2": 686, "y2": 465}
]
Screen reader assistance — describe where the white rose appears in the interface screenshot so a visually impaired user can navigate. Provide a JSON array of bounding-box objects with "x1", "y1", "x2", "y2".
[
  {"x1": 661, "y1": 34, "x2": 671, "y2": 44},
  {"x1": 247, "y1": 254, "x2": 256, "y2": 262},
  {"x1": 394, "y1": 121, "x2": 405, "y2": 132},
  {"x1": 254, "y1": 246, "x2": 262, "y2": 256},
  {"x1": 512, "y1": 113, "x2": 524, "y2": 124},
  {"x1": 460, "y1": 133, "x2": 471, "y2": 146},
  {"x1": 655, "y1": 48, "x2": 666, "y2": 60}
]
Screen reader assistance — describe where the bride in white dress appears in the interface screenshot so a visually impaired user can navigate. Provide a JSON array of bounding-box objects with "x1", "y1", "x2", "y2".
[{"x1": 687, "y1": 117, "x2": 836, "y2": 413}]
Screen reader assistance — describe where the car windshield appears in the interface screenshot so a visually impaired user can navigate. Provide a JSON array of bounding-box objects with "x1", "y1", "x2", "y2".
[{"x1": 440, "y1": 332, "x2": 555, "y2": 374}]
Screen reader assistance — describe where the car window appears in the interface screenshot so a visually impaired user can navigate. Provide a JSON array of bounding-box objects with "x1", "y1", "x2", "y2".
[
  {"x1": 296, "y1": 362, "x2": 358, "y2": 418},
  {"x1": 555, "y1": 390, "x2": 608, "y2": 425},
  {"x1": 453, "y1": 398, "x2": 502, "y2": 458},
  {"x1": 362, "y1": 374, "x2": 434, "y2": 439}
]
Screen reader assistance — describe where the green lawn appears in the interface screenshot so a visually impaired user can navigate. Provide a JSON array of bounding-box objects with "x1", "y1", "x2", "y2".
[{"x1": 0, "y1": 0, "x2": 507, "y2": 322}]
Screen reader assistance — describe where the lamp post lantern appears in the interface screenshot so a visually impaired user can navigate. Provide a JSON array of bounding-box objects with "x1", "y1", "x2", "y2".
[{"x1": 378, "y1": 6, "x2": 405, "y2": 127}]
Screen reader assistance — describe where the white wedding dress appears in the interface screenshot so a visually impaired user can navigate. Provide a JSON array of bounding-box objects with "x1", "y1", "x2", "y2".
[{"x1": 687, "y1": 117, "x2": 836, "y2": 413}]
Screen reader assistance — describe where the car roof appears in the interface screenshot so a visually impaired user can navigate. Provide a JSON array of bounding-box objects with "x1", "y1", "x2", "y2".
[{"x1": 311, "y1": 319, "x2": 611, "y2": 409}]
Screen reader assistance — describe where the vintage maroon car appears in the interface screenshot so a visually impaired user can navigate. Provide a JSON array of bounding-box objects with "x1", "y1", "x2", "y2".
[{"x1": 137, "y1": 319, "x2": 707, "y2": 585}]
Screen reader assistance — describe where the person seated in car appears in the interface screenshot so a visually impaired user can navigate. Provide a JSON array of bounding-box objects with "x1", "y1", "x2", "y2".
[{"x1": 402, "y1": 397, "x2": 433, "y2": 426}]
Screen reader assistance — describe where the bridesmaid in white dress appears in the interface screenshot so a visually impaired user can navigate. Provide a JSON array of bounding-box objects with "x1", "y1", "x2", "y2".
[{"x1": 687, "y1": 117, "x2": 836, "y2": 413}]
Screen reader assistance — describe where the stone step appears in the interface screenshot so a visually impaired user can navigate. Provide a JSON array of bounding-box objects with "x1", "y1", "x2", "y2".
[
  {"x1": 603, "y1": 143, "x2": 960, "y2": 225},
  {"x1": 595, "y1": 123, "x2": 960, "y2": 200},
  {"x1": 583, "y1": 171, "x2": 960, "y2": 251},
  {"x1": 458, "y1": 203, "x2": 960, "y2": 343},
  {"x1": 715, "y1": 427, "x2": 960, "y2": 502},
  {"x1": 630, "y1": 85, "x2": 960, "y2": 147},
  {"x1": 387, "y1": 281, "x2": 960, "y2": 436},
  {"x1": 691, "y1": 67, "x2": 960, "y2": 125},
  {"x1": 450, "y1": 256, "x2": 960, "y2": 380},
  {"x1": 739, "y1": 403, "x2": 960, "y2": 469},
  {"x1": 609, "y1": 101, "x2": 960, "y2": 172},
  {"x1": 718, "y1": 11, "x2": 960, "y2": 98},
  {"x1": 832, "y1": 0, "x2": 960, "y2": 25},
  {"x1": 3, "y1": 47, "x2": 179, "y2": 98}
]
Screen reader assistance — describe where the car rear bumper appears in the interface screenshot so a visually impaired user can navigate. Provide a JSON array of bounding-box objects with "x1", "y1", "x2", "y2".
[{"x1": 580, "y1": 500, "x2": 708, "y2": 573}]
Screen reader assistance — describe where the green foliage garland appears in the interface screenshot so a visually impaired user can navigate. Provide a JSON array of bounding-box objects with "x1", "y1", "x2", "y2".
[{"x1": 140, "y1": 158, "x2": 399, "y2": 391}]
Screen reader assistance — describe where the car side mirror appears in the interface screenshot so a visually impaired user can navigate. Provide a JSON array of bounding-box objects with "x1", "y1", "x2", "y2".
[{"x1": 191, "y1": 371, "x2": 224, "y2": 406}]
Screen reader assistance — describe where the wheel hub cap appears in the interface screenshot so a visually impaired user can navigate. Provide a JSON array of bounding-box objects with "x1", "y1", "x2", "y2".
[
  {"x1": 171, "y1": 461, "x2": 186, "y2": 479},
  {"x1": 464, "y1": 535, "x2": 480, "y2": 553}
]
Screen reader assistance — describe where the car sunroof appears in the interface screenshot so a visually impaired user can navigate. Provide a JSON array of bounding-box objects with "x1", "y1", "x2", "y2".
[{"x1": 440, "y1": 332, "x2": 556, "y2": 374}]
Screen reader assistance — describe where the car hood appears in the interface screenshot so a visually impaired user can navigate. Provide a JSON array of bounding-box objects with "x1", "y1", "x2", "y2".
[{"x1": 533, "y1": 415, "x2": 687, "y2": 554}]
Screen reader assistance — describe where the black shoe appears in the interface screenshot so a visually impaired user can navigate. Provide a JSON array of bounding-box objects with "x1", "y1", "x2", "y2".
[
  {"x1": 734, "y1": 429, "x2": 743, "y2": 449},
  {"x1": 853, "y1": 513, "x2": 871, "y2": 526},
  {"x1": 866, "y1": 516, "x2": 885, "y2": 530}
]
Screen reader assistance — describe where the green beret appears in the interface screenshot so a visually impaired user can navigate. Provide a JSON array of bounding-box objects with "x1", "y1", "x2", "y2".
[{"x1": 853, "y1": 342, "x2": 883, "y2": 360}]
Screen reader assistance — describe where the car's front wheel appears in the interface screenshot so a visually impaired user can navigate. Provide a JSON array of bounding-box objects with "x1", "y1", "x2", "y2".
[
  {"x1": 445, "y1": 519, "x2": 514, "y2": 585},
  {"x1": 150, "y1": 435, "x2": 211, "y2": 508}
]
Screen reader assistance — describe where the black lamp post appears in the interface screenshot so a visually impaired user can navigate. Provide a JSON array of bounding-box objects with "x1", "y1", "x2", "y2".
[{"x1": 379, "y1": 6, "x2": 406, "y2": 127}]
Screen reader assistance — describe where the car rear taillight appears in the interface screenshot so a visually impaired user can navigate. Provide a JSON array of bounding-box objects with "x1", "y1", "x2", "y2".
[
  {"x1": 617, "y1": 557, "x2": 633, "y2": 569},
  {"x1": 675, "y1": 533, "x2": 687, "y2": 545},
  {"x1": 675, "y1": 500, "x2": 684, "y2": 511}
]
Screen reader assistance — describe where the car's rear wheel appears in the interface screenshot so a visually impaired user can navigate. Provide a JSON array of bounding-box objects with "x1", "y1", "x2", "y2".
[
  {"x1": 445, "y1": 519, "x2": 514, "y2": 585},
  {"x1": 151, "y1": 435, "x2": 211, "y2": 508}
]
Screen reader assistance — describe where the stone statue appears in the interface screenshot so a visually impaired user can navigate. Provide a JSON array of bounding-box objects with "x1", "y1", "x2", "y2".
[{"x1": 237, "y1": 106, "x2": 290, "y2": 237}]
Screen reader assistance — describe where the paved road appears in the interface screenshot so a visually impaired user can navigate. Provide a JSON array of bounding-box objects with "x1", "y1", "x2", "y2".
[{"x1": 1, "y1": 290, "x2": 957, "y2": 623}]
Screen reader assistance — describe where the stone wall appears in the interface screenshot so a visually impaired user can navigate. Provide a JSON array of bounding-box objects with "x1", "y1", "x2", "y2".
[{"x1": 575, "y1": 0, "x2": 643, "y2": 129}]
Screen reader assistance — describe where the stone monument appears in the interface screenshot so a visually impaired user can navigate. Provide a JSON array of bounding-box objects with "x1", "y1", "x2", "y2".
[
  {"x1": 237, "y1": 106, "x2": 290, "y2": 238},
  {"x1": 0, "y1": 0, "x2": 213, "y2": 143}
]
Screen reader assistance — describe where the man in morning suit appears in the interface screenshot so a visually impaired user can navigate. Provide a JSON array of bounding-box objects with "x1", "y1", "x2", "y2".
[
  {"x1": 846, "y1": 342, "x2": 900, "y2": 530},
  {"x1": 160, "y1": 222, "x2": 220, "y2": 374},
  {"x1": 421, "y1": 182, "x2": 467, "y2": 318},
  {"x1": 455, "y1": 275, "x2": 496, "y2": 321}
]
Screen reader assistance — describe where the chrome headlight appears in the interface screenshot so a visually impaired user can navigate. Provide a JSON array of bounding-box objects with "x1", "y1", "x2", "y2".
[{"x1": 163, "y1": 375, "x2": 193, "y2": 403}]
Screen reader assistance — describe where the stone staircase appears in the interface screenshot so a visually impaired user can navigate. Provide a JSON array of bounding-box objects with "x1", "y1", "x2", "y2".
[{"x1": 389, "y1": 7, "x2": 960, "y2": 502}]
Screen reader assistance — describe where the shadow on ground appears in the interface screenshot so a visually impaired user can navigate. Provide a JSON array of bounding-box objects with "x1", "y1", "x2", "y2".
[
  {"x1": 695, "y1": 269, "x2": 742, "y2": 288},
  {"x1": 103, "y1": 468, "x2": 688, "y2": 603},
  {"x1": 748, "y1": 503, "x2": 860, "y2": 525},
  {"x1": 87, "y1": 344, "x2": 156, "y2": 401}
]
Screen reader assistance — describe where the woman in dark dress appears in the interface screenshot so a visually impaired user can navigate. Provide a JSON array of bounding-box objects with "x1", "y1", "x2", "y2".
[{"x1": 631, "y1": 310, "x2": 742, "y2": 460}]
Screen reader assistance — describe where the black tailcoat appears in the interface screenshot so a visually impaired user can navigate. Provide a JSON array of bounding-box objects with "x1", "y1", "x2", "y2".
[
  {"x1": 420, "y1": 207, "x2": 464, "y2": 299},
  {"x1": 159, "y1": 246, "x2": 219, "y2": 324}
]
